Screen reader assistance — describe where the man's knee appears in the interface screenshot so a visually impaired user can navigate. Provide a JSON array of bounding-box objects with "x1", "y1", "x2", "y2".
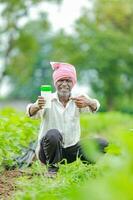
[{"x1": 42, "y1": 129, "x2": 62, "y2": 145}]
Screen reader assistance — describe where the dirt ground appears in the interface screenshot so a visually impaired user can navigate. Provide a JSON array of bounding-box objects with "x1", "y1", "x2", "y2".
[
  {"x1": 0, "y1": 169, "x2": 24, "y2": 200},
  {"x1": 0, "y1": 169, "x2": 42, "y2": 199}
]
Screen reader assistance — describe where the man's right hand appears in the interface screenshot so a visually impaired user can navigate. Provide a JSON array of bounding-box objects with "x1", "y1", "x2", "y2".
[
  {"x1": 29, "y1": 96, "x2": 46, "y2": 116},
  {"x1": 37, "y1": 96, "x2": 46, "y2": 109}
]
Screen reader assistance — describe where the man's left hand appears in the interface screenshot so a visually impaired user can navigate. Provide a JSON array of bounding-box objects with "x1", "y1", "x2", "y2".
[{"x1": 70, "y1": 95, "x2": 97, "y2": 111}]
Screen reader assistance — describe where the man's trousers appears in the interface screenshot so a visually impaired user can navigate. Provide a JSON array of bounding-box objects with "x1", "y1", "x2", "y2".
[{"x1": 38, "y1": 129, "x2": 108, "y2": 172}]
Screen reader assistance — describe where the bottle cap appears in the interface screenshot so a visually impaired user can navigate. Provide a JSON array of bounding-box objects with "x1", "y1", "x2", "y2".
[{"x1": 41, "y1": 85, "x2": 52, "y2": 92}]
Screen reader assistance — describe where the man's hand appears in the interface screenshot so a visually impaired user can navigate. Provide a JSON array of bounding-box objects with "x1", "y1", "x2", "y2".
[
  {"x1": 29, "y1": 96, "x2": 46, "y2": 116},
  {"x1": 70, "y1": 95, "x2": 97, "y2": 111},
  {"x1": 37, "y1": 96, "x2": 46, "y2": 109}
]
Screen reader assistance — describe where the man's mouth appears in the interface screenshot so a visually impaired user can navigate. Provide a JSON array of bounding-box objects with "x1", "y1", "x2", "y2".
[{"x1": 60, "y1": 87, "x2": 69, "y2": 91}]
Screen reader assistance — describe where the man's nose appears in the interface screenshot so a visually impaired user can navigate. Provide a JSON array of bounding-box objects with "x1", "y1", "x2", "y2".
[{"x1": 62, "y1": 80, "x2": 67, "y2": 85}]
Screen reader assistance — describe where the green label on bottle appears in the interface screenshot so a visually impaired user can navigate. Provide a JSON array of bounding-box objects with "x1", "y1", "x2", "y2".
[{"x1": 41, "y1": 85, "x2": 52, "y2": 92}]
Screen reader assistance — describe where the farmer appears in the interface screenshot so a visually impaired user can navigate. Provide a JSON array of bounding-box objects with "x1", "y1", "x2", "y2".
[{"x1": 26, "y1": 62, "x2": 108, "y2": 177}]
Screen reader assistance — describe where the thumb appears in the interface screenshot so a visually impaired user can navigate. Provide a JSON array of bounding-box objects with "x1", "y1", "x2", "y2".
[{"x1": 70, "y1": 97, "x2": 78, "y2": 100}]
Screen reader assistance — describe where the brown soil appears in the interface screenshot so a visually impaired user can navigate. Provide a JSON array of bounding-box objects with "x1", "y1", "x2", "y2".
[
  {"x1": 0, "y1": 169, "x2": 42, "y2": 200},
  {"x1": 0, "y1": 169, "x2": 24, "y2": 200}
]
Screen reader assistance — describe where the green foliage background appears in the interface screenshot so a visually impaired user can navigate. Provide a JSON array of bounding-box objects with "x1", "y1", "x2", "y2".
[
  {"x1": 0, "y1": 108, "x2": 39, "y2": 169},
  {"x1": 0, "y1": 0, "x2": 133, "y2": 111}
]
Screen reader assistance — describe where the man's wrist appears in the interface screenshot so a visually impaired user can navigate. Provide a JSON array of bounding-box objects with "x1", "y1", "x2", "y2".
[
  {"x1": 29, "y1": 103, "x2": 40, "y2": 116},
  {"x1": 33, "y1": 102, "x2": 40, "y2": 110},
  {"x1": 87, "y1": 100, "x2": 97, "y2": 111}
]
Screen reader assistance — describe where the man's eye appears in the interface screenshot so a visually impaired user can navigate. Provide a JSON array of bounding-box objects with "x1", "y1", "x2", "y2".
[
  {"x1": 59, "y1": 79, "x2": 71, "y2": 83},
  {"x1": 67, "y1": 80, "x2": 71, "y2": 83}
]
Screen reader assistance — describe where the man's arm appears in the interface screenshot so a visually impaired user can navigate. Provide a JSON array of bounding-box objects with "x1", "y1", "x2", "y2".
[
  {"x1": 29, "y1": 103, "x2": 40, "y2": 117},
  {"x1": 27, "y1": 96, "x2": 46, "y2": 117},
  {"x1": 87, "y1": 98, "x2": 98, "y2": 112},
  {"x1": 71, "y1": 95, "x2": 100, "y2": 112}
]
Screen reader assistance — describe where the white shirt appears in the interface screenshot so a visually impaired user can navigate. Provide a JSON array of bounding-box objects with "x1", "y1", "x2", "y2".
[{"x1": 26, "y1": 92, "x2": 100, "y2": 155}]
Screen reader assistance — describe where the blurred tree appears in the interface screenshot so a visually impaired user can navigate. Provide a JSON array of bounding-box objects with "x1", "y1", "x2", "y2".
[
  {"x1": 0, "y1": 0, "x2": 62, "y2": 100},
  {"x1": 72, "y1": 0, "x2": 133, "y2": 111},
  {"x1": 0, "y1": 0, "x2": 62, "y2": 76},
  {"x1": 0, "y1": 0, "x2": 133, "y2": 113},
  {"x1": 5, "y1": 15, "x2": 54, "y2": 100}
]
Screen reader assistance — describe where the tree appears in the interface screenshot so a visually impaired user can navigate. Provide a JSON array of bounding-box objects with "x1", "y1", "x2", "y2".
[
  {"x1": 72, "y1": 0, "x2": 133, "y2": 111},
  {"x1": 0, "y1": 0, "x2": 62, "y2": 100}
]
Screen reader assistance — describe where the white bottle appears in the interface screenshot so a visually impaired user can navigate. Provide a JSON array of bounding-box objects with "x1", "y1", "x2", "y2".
[{"x1": 41, "y1": 85, "x2": 52, "y2": 108}]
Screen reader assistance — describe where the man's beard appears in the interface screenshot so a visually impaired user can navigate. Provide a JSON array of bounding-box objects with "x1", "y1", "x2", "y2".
[{"x1": 58, "y1": 90, "x2": 71, "y2": 98}]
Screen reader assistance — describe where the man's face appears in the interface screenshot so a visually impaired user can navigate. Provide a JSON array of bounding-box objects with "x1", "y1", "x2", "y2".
[{"x1": 55, "y1": 77, "x2": 73, "y2": 98}]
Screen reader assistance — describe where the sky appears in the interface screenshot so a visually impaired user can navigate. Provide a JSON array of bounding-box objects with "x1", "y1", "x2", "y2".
[
  {"x1": 0, "y1": 0, "x2": 91, "y2": 97},
  {"x1": 19, "y1": 0, "x2": 92, "y2": 32}
]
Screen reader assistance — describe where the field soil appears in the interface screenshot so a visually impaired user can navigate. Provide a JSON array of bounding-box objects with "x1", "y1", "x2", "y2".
[{"x1": 0, "y1": 170, "x2": 23, "y2": 199}]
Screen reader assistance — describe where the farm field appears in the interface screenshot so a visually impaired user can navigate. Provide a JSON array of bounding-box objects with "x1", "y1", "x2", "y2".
[{"x1": 0, "y1": 108, "x2": 133, "y2": 200}]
